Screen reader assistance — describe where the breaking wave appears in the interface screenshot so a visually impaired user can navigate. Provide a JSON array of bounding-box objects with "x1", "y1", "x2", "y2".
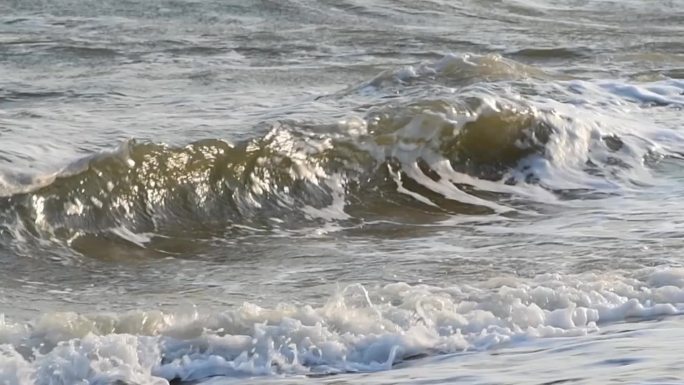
[{"x1": 1, "y1": 54, "x2": 682, "y2": 253}]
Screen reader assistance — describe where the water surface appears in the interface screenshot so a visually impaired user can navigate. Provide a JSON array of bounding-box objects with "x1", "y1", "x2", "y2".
[{"x1": 1, "y1": 1, "x2": 684, "y2": 384}]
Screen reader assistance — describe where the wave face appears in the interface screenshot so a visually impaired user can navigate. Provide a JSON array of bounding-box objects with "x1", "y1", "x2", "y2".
[{"x1": 1, "y1": 54, "x2": 683, "y2": 255}]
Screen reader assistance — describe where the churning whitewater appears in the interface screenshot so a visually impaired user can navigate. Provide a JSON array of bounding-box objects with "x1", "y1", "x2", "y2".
[
  {"x1": 1, "y1": 0, "x2": 684, "y2": 384},
  {"x1": 2, "y1": 268, "x2": 684, "y2": 384}
]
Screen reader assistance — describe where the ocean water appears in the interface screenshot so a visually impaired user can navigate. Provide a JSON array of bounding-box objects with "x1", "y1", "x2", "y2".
[{"x1": 1, "y1": 0, "x2": 684, "y2": 384}]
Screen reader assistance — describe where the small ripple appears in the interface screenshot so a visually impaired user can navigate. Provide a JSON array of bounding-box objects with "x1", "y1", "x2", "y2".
[{"x1": 596, "y1": 357, "x2": 643, "y2": 367}]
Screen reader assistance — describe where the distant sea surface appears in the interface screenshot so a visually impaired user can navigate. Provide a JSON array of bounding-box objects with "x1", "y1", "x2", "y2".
[{"x1": 1, "y1": 1, "x2": 684, "y2": 384}]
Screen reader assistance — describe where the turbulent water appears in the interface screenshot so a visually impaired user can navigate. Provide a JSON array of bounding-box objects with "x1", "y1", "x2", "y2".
[{"x1": 1, "y1": 0, "x2": 684, "y2": 384}]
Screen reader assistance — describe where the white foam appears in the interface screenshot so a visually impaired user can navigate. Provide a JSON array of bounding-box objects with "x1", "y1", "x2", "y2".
[{"x1": 1, "y1": 267, "x2": 684, "y2": 384}]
